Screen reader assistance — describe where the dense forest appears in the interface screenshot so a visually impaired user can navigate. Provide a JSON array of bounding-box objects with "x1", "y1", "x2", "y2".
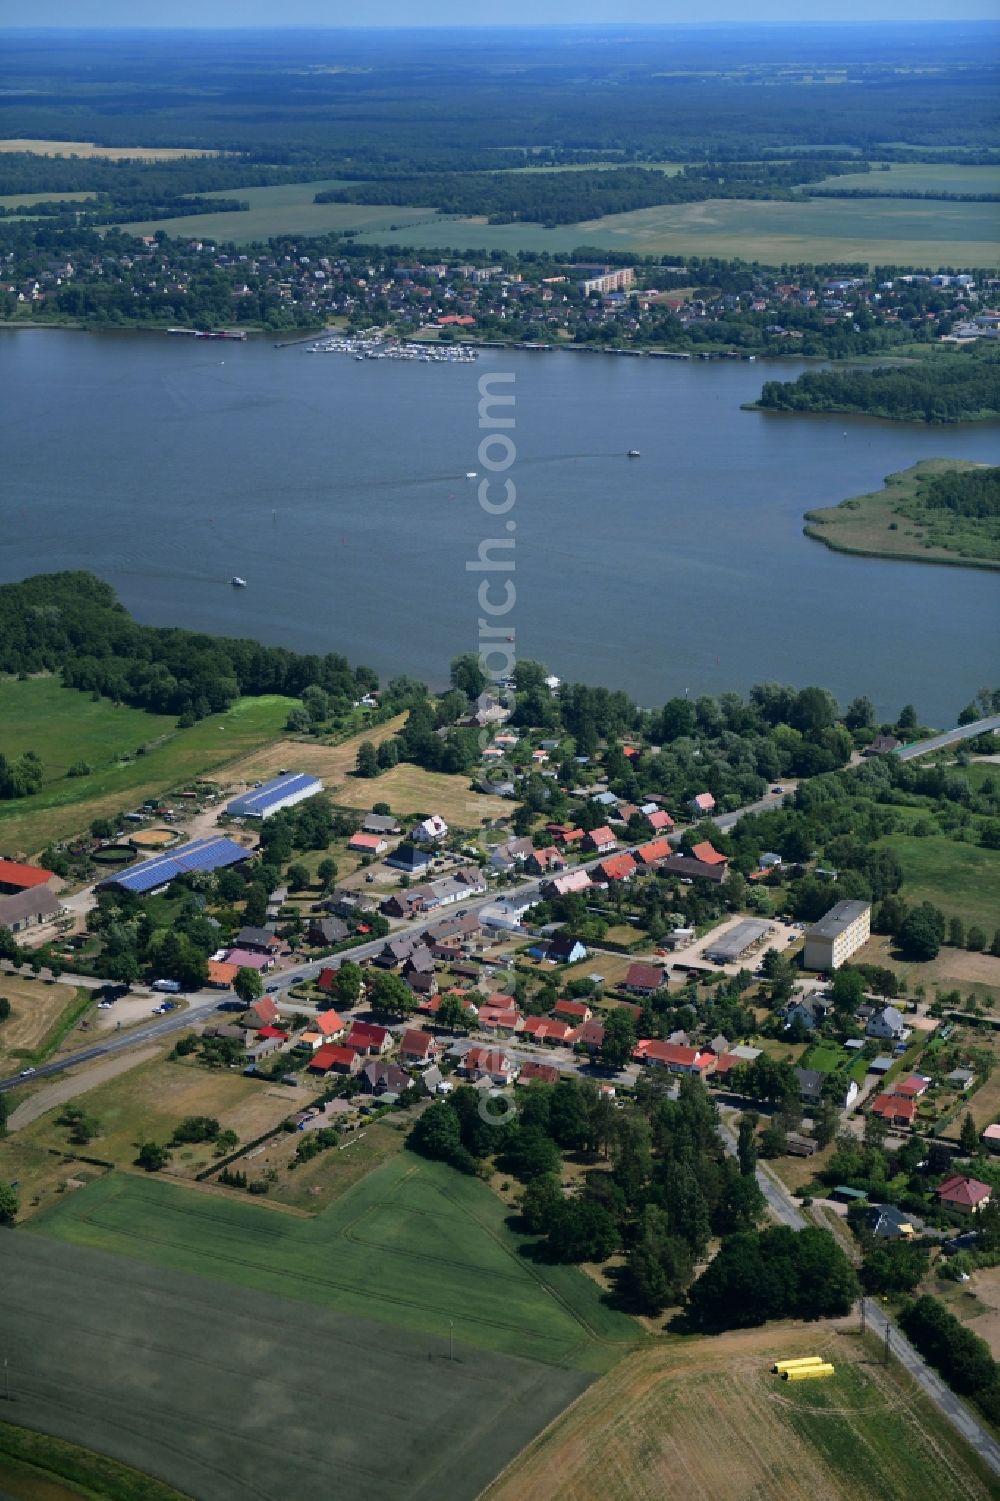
[
  {"x1": 922, "y1": 465, "x2": 1000, "y2": 518},
  {"x1": 407, "y1": 1070, "x2": 857, "y2": 1325},
  {"x1": 1, "y1": 27, "x2": 996, "y2": 167},
  {"x1": 0, "y1": 572, "x2": 376, "y2": 721},
  {"x1": 315, "y1": 161, "x2": 860, "y2": 227},
  {"x1": 755, "y1": 355, "x2": 1000, "y2": 423}
]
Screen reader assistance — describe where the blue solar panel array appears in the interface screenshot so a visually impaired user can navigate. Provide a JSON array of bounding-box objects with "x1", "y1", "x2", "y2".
[
  {"x1": 98, "y1": 837, "x2": 251, "y2": 894},
  {"x1": 226, "y1": 772, "x2": 322, "y2": 818}
]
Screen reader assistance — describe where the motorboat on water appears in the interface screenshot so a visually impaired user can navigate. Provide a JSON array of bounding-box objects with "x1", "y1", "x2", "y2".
[
  {"x1": 231, "y1": 576, "x2": 247, "y2": 588},
  {"x1": 466, "y1": 471, "x2": 478, "y2": 479},
  {"x1": 627, "y1": 449, "x2": 641, "y2": 458}
]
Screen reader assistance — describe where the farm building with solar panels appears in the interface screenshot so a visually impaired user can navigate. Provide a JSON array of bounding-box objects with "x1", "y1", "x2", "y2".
[
  {"x1": 225, "y1": 772, "x2": 323, "y2": 820},
  {"x1": 95, "y1": 837, "x2": 252, "y2": 895}
]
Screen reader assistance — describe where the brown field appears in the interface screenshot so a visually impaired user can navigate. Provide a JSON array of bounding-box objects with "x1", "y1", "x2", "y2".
[
  {"x1": 484, "y1": 1325, "x2": 995, "y2": 1501},
  {"x1": 934, "y1": 1267, "x2": 1000, "y2": 1360},
  {"x1": 16, "y1": 1052, "x2": 304, "y2": 1199},
  {"x1": 855, "y1": 934, "x2": 1000, "y2": 1007},
  {"x1": 0, "y1": 976, "x2": 79, "y2": 1063},
  {"x1": 331, "y1": 762, "x2": 512, "y2": 827},
  {"x1": 0, "y1": 138, "x2": 219, "y2": 160},
  {"x1": 219, "y1": 719, "x2": 514, "y2": 825},
  {"x1": 218, "y1": 717, "x2": 406, "y2": 787}
]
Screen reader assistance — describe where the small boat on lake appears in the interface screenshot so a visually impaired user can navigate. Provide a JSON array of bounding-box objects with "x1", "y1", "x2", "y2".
[
  {"x1": 231, "y1": 576, "x2": 247, "y2": 588},
  {"x1": 627, "y1": 449, "x2": 641, "y2": 458}
]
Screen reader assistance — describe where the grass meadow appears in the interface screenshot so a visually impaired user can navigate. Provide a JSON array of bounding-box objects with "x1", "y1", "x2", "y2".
[
  {"x1": 804, "y1": 460, "x2": 1000, "y2": 571},
  {"x1": 118, "y1": 179, "x2": 438, "y2": 243},
  {"x1": 2, "y1": 1223, "x2": 594, "y2": 1501},
  {"x1": 0, "y1": 682, "x2": 297, "y2": 854},
  {"x1": 111, "y1": 169, "x2": 1000, "y2": 265},
  {"x1": 30, "y1": 1157, "x2": 637, "y2": 1370},
  {"x1": 879, "y1": 834, "x2": 1000, "y2": 929}
]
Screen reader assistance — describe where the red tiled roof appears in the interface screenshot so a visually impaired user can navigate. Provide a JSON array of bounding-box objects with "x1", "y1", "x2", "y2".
[
  {"x1": 554, "y1": 999, "x2": 591, "y2": 1019},
  {"x1": 400, "y1": 1028, "x2": 434, "y2": 1056},
  {"x1": 349, "y1": 832, "x2": 386, "y2": 851},
  {"x1": 315, "y1": 1009, "x2": 345, "y2": 1037},
  {"x1": 635, "y1": 838, "x2": 672, "y2": 864},
  {"x1": 586, "y1": 826, "x2": 615, "y2": 845},
  {"x1": 522, "y1": 1016, "x2": 575, "y2": 1043},
  {"x1": 646, "y1": 810, "x2": 674, "y2": 831},
  {"x1": 893, "y1": 1073, "x2": 930, "y2": 1098},
  {"x1": 573, "y1": 1018, "x2": 605, "y2": 1049},
  {"x1": 206, "y1": 960, "x2": 238, "y2": 986},
  {"x1": 347, "y1": 1021, "x2": 390, "y2": 1047},
  {"x1": 463, "y1": 1046, "x2": 514, "y2": 1074},
  {"x1": 937, "y1": 1174, "x2": 992, "y2": 1208},
  {"x1": 0, "y1": 859, "x2": 54, "y2": 890},
  {"x1": 637, "y1": 1040, "x2": 714, "y2": 1070},
  {"x1": 519, "y1": 1061, "x2": 561, "y2": 1084},
  {"x1": 596, "y1": 853, "x2": 637, "y2": 882},
  {"x1": 624, "y1": 962, "x2": 664, "y2": 991},
  {"x1": 689, "y1": 840, "x2": 727, "y2": 866},
  {"x1": 869, "y1": 1093, "x2": 917, "y2": 1123},
  {"x1": 257, "y1": 1026, "x2": 287, "y2": 1040},
  {"x1": 310, "y1": 1044, "x2": 358, "y2": 1070}
]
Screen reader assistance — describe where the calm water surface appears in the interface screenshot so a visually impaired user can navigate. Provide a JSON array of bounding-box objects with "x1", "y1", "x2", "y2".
[{"x1": 1, "y1": 329, "x2": 997, "y2": 722}]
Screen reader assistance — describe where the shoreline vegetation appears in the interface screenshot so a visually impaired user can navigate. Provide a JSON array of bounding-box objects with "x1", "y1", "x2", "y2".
[
  {"x1": 803, "y1": 459, "x2": 1000, "y2": 570},
  {"x1": 748, "y1": 353, "x2": 1000, "y2": 423}
]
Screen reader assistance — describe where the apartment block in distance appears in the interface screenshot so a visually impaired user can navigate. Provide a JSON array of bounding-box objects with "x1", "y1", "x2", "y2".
[{"x1": 803, "y1": 899, "x2": 872, "y2": 971}]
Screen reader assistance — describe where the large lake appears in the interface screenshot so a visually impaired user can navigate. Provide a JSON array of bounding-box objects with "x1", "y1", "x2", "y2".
[{"x1": 1, "y1": 329, "x2": 997, "y2": 723}]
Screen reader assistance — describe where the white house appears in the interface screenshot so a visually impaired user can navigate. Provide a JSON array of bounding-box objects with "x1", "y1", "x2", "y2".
[
  {"x1": 411, "y1": 815, "x2": 449, "y2": 844},
  {"x1": 866, "y1": 1005, "x2": 911, "y2": 1044}
]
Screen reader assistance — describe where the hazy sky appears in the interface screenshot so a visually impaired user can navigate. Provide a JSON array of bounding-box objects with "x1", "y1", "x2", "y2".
[{"x1": 3, "y1": 2, "x2": 993, "y2": 25}]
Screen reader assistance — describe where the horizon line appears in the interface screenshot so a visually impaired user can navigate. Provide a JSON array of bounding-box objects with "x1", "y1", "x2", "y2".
[{"x1": 2, "y1": 19, "x2": 997, "y2": 30}]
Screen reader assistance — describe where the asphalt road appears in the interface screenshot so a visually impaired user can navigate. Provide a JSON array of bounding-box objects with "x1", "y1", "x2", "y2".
[
  {"x1": 896, "y1": 712, "x2": 1000, "y2": 762},
  {"x1": 862, "y1": 1296, "x2": 1000, "y2": 1476}
]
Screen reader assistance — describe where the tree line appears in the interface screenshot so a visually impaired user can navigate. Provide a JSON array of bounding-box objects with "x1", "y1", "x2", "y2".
[
  {"x1": 0, "y1": 571, "x2": 376, "y2": 723},
  {"x1": 922, "y1": 465, "x2": 1000, "y2": 519},
  {"x1": 756, "y1": 355, "x2": 1000, "y2": 423},
  {"x1": 315, "y1": 161, "x2": 858, "y2": 229}
]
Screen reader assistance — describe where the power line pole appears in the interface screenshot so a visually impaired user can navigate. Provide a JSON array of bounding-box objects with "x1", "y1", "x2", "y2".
[
  {"x1": 449, "y1": 1320, "x2": 454, "y2": 1362},
  {"x1": 860, "y1": 1296, "x2": 866, "y2": 1337},
  {"x1": 884, "y1": 1321, "x2": 891, "y2": 1366}
]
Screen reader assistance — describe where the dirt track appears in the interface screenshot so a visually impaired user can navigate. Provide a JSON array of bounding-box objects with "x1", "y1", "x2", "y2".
[{"x1": 6, "y1": 1046, "x2": 161, "y2": 1131}]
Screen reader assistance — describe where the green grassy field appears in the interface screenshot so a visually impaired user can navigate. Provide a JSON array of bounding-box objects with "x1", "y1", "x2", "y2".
[
  {"x1": 30, "y1": 1156, "x2": 637, "y2": 1370},
  {"x1": 0, "y1": 685, "x2": 296, "y2": 854},
  {"x1": 804, "y1": 460, "x2": 1000, "y2": 571},
  {"x1": 0, "y1": 191, "x2": 97, "y2": 210},
  {"x1": 0, "y1": 679, "x2": 175, "y2": 783},
  {"x1": 117, "y1": 178, "x2": 438, "y2": 243},
  {"x1": 115, "y1": 173, "x2": 999, "y2": 265},
  {"x1": 812, "y1": 162, "x2": 1000, "y2": 195},
  {"x1": 2, "y1": 1225, "x2": 594, "y2": 1501},
  {"x1": 881, "y1": 834, "x2": 1000, "y2": 928}
]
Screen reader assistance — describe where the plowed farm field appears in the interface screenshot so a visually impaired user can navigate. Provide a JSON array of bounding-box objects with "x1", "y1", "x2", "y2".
[{"x1": 483, "y1": 1324, "x2": 996, "y2": 1501}]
